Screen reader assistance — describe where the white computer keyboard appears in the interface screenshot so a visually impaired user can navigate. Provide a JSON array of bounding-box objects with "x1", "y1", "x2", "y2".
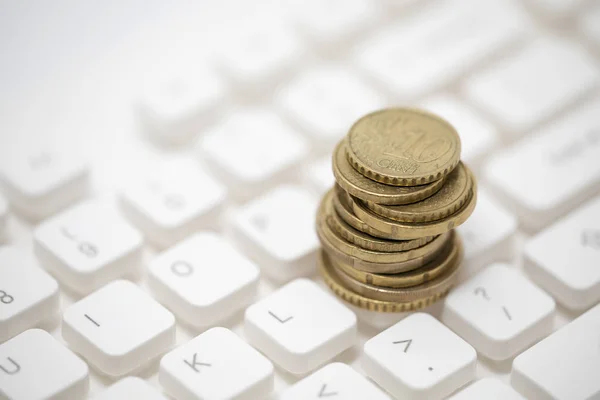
[{"x1": 1, "y1": 0, "x2": 600, "y2": 399}]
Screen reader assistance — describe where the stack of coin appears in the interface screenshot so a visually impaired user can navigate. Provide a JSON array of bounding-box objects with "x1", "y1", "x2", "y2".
[{"x1": 316, "y1": 108, "x2": 477, "y2": 312}]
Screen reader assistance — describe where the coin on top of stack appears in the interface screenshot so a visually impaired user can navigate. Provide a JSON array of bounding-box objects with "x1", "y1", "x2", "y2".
[{"x1": 316, "y1": 108, "x2": 477, "y2": 313}]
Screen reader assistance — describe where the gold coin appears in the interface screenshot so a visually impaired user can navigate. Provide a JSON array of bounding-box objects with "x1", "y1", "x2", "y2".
[
  {"x1": 332, "y1": 232, "x2": 458, "y2": 288},
  {"x1": 316, "y1": 192, "x2": 451, "y2": 273},
  {"x1": 319, "y1": 250, "x2": 451, "y2": 312},
  {"x1": 346, "y1": 108, "x2": 461, "y2": 186},
  {"x1": 332, "y1": 236, "x2": 463, "y2": 302},
  {"x1": 349, "y1": 183, "x2": 477, "y2": 240},
  {"x1": 365, "y1": 162, "x2": 471, "y2": 223},
  {"x1": 326, "y1": 190, "x2": 434, "y2": 252},
  {"x1": 333, "y1": 140, "x2": 445, "y2": 205},
  {"x1": 331, "y1": 185, "x2": 395, "y2": 240}
]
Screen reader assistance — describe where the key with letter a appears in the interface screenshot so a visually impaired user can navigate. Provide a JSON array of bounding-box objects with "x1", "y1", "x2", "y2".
[{"x1": 0, "y1": 329, "x2": 89, "y2": 400}]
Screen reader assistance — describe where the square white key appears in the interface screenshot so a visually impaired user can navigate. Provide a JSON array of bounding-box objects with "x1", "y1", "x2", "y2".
[
  {"x1": 160, "y1": 327, "x2": 274, "y2": 400},
  {"x1": 281, "y1": 362, "x2": 390, "y2": 400},
  {"x1": 199, "y1": 110, "x2": 308, "y2": 200},
  {"x1": 525, "y1": 195, "x2": 600, "y2": 310},
  {"x1": 363, "y1": 313, "x2": 476, "y2": 400},
  {"x1": 448, "y1": 378, "x2": 525, "y2": 400},
  {"x1": 303, "y1": 156, "x2": 335, "y2": 195},
  {"x1": 244, "y1": 279, "x2": 356, "y2": 374},
  {"x1": 464, "y1": 37, "x2": 599, "y2": 133},
  {"x1": 92, "y1": 377, "x2": 168, "y2": 400},
  {"x1": 0, "y1": 329, "x2": 89, "y2": 400},
  {"x1": 216, "y1": 17, "x2": 303, "y2": 87},
  {"x1": 0, "y1": 143, "x2": 89, "y2": 220},
  {"x1": 485, "y1": 95, "x2": 600, "y2": 231},
  {"x1": 420, "y1": 95, "x2": 498, "y2": 165},
  {"x1": 0, "y1": 247, "x2": 59, "y2": 343},
  {"x1": 62, "y1": 280, "x2": 175, "y2": 377},
  {"x1": 443, "y1": 264, "x2": 555, "y2": 360},
  {"x1": 458, "y1": 188, "x2": 517, "y2": 278},
  {"x1": 355, "y1": 0, "x2": 529, "y2": 98},
  {"x1": 34, "y1": 199, "x2": 143, "y2": 294},
  {"x1": 148, "y1": 232, "x2": 259, "y2": 329},
  {"x1": 120, "y1": 159, "x2": 226, "y2": 248},
  {"x1": 137, "y1": 66, "x2": 226, "y2": 146},
  {"x1": 277, "y1": 65, "x2": 385, "y2": 145},
  {"x1": 289, "y1": 0, "x2": 380, "y2": 45},
  {"x1": 228, "y1": 185, "x2": 320, "y2": 282},
  {"x1": 511, "y1": 303, "x2": 600, "y2": 400}
]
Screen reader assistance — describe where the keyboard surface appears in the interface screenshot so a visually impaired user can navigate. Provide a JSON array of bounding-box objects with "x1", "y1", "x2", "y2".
[{"x1": 1, "y1": 0, "x2": 600, "y2": 399}]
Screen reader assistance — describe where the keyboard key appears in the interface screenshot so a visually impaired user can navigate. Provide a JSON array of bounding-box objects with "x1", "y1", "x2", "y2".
[
  {"x1": 289, "y1": 0, "x2": 380, "y2": 45},
  {"x1": 303, "y1": 156, "x2": 335, "y2": 195},
  {"x1": 355, "y1": 0, "x2": 529, "y2": 97},
  {"x1": 92, "y1": 377, "x2": 168, "y2": 400},
  {"x1": 277, "y1": 65, "x2": 385, "y2": 145},
  {"x1": 363, "y1": 313, "x2": 476, "y2": 400},
  {"x1": 457, "y1": 188, "x2": 517, "y2": 278},
  {"x1": 449, "y1": 378, "x2": 525, "y2": 400},
  {"x1": 464, "y1": 37, "x2": 599, "y2": 133},
  {"x1": 281, "y1": 362, "x2": 391, "y2": 400},
  {"x1": 228, "y1": 185, "x2": 320, "y2": 282},
  {"x1": 420, "y1": 95, "x2": 498, "y2": 165},
  {"x1": 120, "y1": 159, "x2": 226, "y2": 248},
  {"x1": 148, "y1": 232, "x2": 259, "y2": 329},
  {"x1": 34, "y1": 200, "x2": 143, "y2": 294},
  {"x1": 0, "y1": 329, "x2": 89, "y2": 400},
  {"x1": 0, "y1": 194, "x2": 6, "y2": 239},
  {"x1": 137, "y1": 66, "x2": 226, "y2": 146},
  {"x1": 62, "y1": 280, "x2": 175, "y2": 377},
  {"x1": 579, "y1": 3, "x2": 600, "y2": 45},
  {"x1": 443, "y1": 264, "x2": 555, "y2": 360},
  {"x1": 484, "y1": 95, "x2": 600, "y2": 231},
  {"x1": 160, "y1": 327, "x2": 274, "y2": 400},
  {"x1": 245, "y1": 279, "x2": 356, "y2": 374},
  {"x1": 511, "y1": 303, "x2": 600, "y2": 400},
  {"x1": 0, "y1": 144, "x2": 89, "y2": 220},
  {"x1": 199, "y1": 110, "x2": 308, "y2": 200},
  {"x1": 216, "y1": 17, "x2": 303, "y2": 87},
  {"x1": 525, "y1": 195, "x2": 600, "y2": 310},
  {"x1": 0, "y1": 248, "x2": 59, "y2": 343}
]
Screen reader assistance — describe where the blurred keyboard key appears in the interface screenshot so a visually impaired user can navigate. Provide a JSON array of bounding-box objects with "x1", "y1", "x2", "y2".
[
  {"x1": 216, "y1": 17, "x2": 303, "y2": 88},
  {"x1": 484, "y1": 95, "x2": 600, "y2": 231},
  {"x1": 355, "y1": 0, "x2": 528, "y2": 98},
  {"x1": 289, "y1": 0, "x2": 380, "y2": 45},
  {"x1": 458, "y1": 188, "x2": 517, "y2": 278},
  {"x1": 0, "y1": 329, "x2": 89, "y2": 400},
  {"x1": 420, "y1": 95, "x2": 499, "y2": 165},
  {"x1": 443, "y1": 264, "x2": 555, "y2": 360},
  {"x1": 34, "y1": 200, "x2": 143, "y2": 294},
  {"x1": 281, "y1": 362, "x2": 390, "y2": 400},
  {"x1": 464, "y1": 37, "x2": 599, "y2": 133},
  {"x1": 120, "y1": 159, "x2": 226, "y2": 248},
  {"x1": 277, "y1": 65, "x2": 385, "y2": 146},
  {"x1": 137, "y1": 66, "x2": 226, "y2": 146},
  {"x1": 0, "y1": 144, "x2": 88, "y2": 220},
  {"x1": 148, "y1": 232, "x2": 259, "y2": 329},
  {"x1": 449, "y1": 378, "x2": 525, "y2": 400},
  {"x1": 0, "y1": 247, "x2": 59, "y2": 343},
  {"x1": 363, "y1": 313, "x2": 476, "y2": 400},
  {"x1": 200, "y1": 109, "x2": 308, "y2": 200},
  {"x1": 525, "y1": 195, "x2": 600, "y2": 310},
  {"x1": 63, "y1": 280, "x2": 175, "y2": 377},
  {"x1": 579, "y1": 3, "x2": 600, "y2": 45},
  {"x1": 303, "y1": 156, "x2": 335, "y2": 195},
  {"x1": 93, "y1": 377, "x2": 168, "y2": 400},
  {"x1": 228, "y1": 185, "x2": 320, "y2": 282},
  {"x1": 245, "y1": 279, "x2": 356, "y2": 374},
  {"x1": 160, "y1": 327, "x2": 274, "y2": 400},
  {"x1": 511, "y1": 303, "x2": 600, "y2": 400}
]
